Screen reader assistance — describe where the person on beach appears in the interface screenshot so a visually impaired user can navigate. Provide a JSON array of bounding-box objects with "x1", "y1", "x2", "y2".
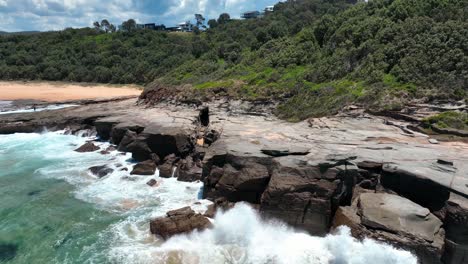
[{"x1": 33, "y1": 104, "x2": 36, "y2": 112}]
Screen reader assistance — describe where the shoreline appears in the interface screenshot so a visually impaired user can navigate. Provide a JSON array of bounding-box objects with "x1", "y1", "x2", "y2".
[
  {"x1": 1, "y1": 97, "x2": 467, "y2": 263},
  {"x1": 0, "y1": 81, "x2": 142, "y2": 102}
]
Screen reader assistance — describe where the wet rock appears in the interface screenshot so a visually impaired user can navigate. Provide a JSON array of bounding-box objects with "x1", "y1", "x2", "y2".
[
  {"x1": 429, "y1": 138, "x2": 439, "y2": 144},
  {"x1": 126, "y1": 138, "x2": 152, "y2": 162},
  {"x1": 74, "y1": 142, "x2": 99, "y2": 152},
  {"x1": 117, "y1": 130, "x2": 137, "y2": 152},
  {"x1": 150, "y1": 207, "x2": 212, "y2": 240},
  {"x1": 177, "y1": 157, "x2": 202, "y2": 182},
  {"x1": 130, "y1": 160, "x2": 156, "y2": 175},
  {"x1": 146, "y1": 179, "x2": 158, "y2": 187},
  {"x1": 89, "y1": 165, "x2": 114, "y2": 178},
  {"x1": 332, "y1": 193, "x2": 445, "y2": 264},
  {"x1": 99, "y1": 145, "x2": 117, "y2": 155},
  {"x1": 204, "y1": 198, "x2": 236, "y2": 218},
  {"x1": 94, "y1": 120, "x2": 118, "y2": 140},
  {"x1": 159, "y1": 154, "x2": 179, "y2": 178},
  {"x1": 121, "y1": 176, "x2": 137, "y2": 181}
]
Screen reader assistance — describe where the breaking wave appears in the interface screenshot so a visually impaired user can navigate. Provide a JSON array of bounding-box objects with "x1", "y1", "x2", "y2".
[{"x1": 110, "y1": 203, "x2": 417, "y2": 264}]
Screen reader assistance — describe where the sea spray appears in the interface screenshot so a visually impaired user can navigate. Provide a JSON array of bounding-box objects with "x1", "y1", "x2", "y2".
[
  {"x1": 110, "y1": 203, "x2": 417, "y2": 264},
  {"x1": 0, "y1": 132, "x2": 418, "y2": 263}
]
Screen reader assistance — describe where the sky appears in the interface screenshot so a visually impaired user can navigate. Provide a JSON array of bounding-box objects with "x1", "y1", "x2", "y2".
[{"x1": 0, "y1": 0, "x2": 281, "y2": 32}]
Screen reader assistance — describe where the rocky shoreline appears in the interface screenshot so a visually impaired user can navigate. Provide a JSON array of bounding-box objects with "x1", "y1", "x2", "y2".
[{"x1": 1, "y1": 97, "x2": 467, "y2": 263}]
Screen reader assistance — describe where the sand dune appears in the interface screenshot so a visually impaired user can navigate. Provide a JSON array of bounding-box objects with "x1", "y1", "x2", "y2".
[{"x1": 0, "y1": 81, "x2": 142, "y2": 102}]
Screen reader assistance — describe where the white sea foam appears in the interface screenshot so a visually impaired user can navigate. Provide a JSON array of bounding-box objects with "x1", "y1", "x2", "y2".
[
  {"x1": 0, "y1": 132, "x2": 418, "y2": 264},
  {"x1": 0, "y1": 103, "x2": 78, "y2": 115},
  {"x1": 106, "y1": 203, "x2": 417, "y2": 264}
]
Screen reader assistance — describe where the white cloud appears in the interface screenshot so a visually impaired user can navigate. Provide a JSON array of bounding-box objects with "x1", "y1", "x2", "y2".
[{"x1": 0, "y1": 0, "x2": 279, "y2": 32}]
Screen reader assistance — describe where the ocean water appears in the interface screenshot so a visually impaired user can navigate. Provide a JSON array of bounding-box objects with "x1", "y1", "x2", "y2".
[
  {"x1": 0, "y1": 132, "x2": 418, "y2": 264},
  {"x1": 0, "y1": 103, "x2": 79, "y2": 115}
]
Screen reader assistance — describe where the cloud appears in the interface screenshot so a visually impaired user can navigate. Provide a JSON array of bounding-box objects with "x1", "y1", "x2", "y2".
[{"x1": 0, "y1": 0, "x2": 279, "y2": 32}]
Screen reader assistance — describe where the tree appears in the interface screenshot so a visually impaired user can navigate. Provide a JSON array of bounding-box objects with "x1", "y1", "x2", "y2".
[
  {"x1": 122, "y1": 19, "x2": 137, "y2": 32},
  {"x1": 217, "y1": 13, "x2": 231, "y2": 24},
  {"x1": 93, "y1": 21, "x2": 100, "y2": 31},
  {"x1": 207, "y1": 19, "x2": 218, "y2": 28},
  {"x1": 101, "y1": 19, "x2": 111, "y2": 32},
  {"x1": 108, "y1": 24, "x2": 116, "y2": 33},
  {"x1": 195, "y1": 14, "x2": 205, "y2": 28}
]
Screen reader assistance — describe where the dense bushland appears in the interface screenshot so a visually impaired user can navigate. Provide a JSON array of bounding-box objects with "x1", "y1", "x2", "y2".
[{"x1": 0, "y1": 0, "x2": 467, "y2": 119}]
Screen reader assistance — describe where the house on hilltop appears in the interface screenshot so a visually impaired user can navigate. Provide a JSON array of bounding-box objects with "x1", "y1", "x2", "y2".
[{"x1": 241, "y1": 11, "x2": 261, "y2": 19}]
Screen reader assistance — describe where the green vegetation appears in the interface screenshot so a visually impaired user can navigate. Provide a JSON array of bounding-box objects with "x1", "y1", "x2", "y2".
[
  {"x1": 423, "y1": 111, "x2": 468, "y2": 131},
  {"x1": 1, "y1": 0, "x2": 467, "y2": 120}
]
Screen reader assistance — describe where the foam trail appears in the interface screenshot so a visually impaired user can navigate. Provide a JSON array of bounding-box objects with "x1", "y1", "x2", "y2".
[
  {"x1": 0, "y1": 103, "x2": 78, "y2": 115},
  {"x1": 109, "y1": 203, "x2": 417, "y2": 264}
]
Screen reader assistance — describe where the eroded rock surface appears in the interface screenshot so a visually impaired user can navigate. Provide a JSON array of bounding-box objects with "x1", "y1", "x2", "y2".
[
  {"x1": 74, "y1": 142, "x2": 99, "y2": 152},
  {"x1": 130, "y1": 160, "x2": 156, "y2": 175},
  {"x1": 2, "y1": 98, "x2": 468, "y2": 262},
  {"x1": 149, "y1": 207, "x2": 212, "y2": 240},
  {"x1": 88, "y1": 165, "x2": 113, "y2": 178},
  {"x1": 332, "y1": 193, "x2": 445, "y2": 264}
]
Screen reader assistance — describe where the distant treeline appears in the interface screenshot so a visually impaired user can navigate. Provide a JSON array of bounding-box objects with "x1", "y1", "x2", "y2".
[{"x1": 0, "y1": 0, "x2": 467, "y2": 118}]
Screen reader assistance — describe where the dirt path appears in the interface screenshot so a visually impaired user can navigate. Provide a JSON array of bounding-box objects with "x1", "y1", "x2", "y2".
[{"x1": 0, "y1": 81, "x2": 142, "y2": 102}]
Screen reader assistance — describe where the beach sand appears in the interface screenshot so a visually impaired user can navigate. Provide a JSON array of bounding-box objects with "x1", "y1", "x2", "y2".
[{"x1": 0, "y1": 81, "x2": 142, "y2": 102}]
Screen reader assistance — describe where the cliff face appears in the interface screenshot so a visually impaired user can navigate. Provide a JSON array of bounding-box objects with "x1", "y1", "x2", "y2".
[{"x1": 1, "y1": 98, "x2": 467, "y2": 263}]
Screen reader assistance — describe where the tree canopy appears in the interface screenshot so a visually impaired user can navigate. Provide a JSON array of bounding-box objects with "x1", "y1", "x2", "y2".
[{"x1": 0, "y1": 0, "x2": 466, "y2": 119}]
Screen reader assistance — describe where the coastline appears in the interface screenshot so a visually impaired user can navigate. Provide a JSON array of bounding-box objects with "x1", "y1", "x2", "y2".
[
  {"x1": 1, "y1": 95, "x2": 467, "y2": 263},
  {"x1": 0, "y1": 81, "x2": 142, "y2": 102}
]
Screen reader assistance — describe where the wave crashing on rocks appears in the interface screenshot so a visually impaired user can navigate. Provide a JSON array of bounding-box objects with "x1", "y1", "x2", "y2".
[{"x1": 114, "y1": 203, "x2": 417, "y2": 264}]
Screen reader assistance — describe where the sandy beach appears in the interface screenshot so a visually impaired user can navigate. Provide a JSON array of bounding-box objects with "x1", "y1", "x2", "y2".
[{"x1": 0, "y1": 81, "x2": 142, "y2": 102}]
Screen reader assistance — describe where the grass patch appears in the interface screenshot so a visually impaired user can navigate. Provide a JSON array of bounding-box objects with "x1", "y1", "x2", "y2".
[
  {"x1": 422, "y1": 111, "x2": 468, "y2": 131},
  {"x1": 382, "y1": 74, "x2": 417, "y2": 95},
  {"x1": 275, "y1": 79, "x2": 367, "y2": 121},
  {"x1": 194, "y1": 80, "x2": 235, "y2": 90}
]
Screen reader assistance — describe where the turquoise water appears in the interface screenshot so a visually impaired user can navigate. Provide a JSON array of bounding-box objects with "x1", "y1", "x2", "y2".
[
  {"x1": 0, "y1": 132, "x2": 418, "y2": 264},
  {"x1": 0, "y1": 133, "x2": 120, "y2": 263},
  {"x1": 0, "y1": 132, "x2": 205, "y2": 264}
]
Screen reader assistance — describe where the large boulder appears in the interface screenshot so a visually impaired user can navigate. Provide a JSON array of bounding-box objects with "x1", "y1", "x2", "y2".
[
  {"x1": 130, "y1": 160, "x2": 156, "y2": 175},
  {"x1": 159, "y1": 154, "x2": 179, "y2": 178},
  {"x1": 74, "y1": 142, "x2": 99, "y2": 152},
  {"x1": 141, "y1": 125, "x2": 193, "y2": 159},
  {"x1": 94, "y1": 120, "x2": 118, "y2": 140},
  {"x1": 177, "y1": 157, "x2": 202, "y2": 182},
  {"x1": 126, "y1": 138, "x2": 152, "y2": 161},
  {"x1": 260, "y1": 161, "x2": 340, "y2": 236},
  {"x1": 117, "y1": 130, "x2": 138, "y2": 152},
  {"x1": 332, "y1": 193, "x2": 445, "y2": 264},
  {"x1": 110, "y1": 123, "x2": 145, "y2": 145},
  {"x1": 202, "y1": 155, "x2": 272, "y2": 203},
  {"x1": 150, "y1": 207, "x2": 212, "y2": 240}
]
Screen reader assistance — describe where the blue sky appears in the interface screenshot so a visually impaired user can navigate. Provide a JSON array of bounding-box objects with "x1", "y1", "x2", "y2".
[{"x1": 0, "y1": 0, "x2": 281, "y2": 32}]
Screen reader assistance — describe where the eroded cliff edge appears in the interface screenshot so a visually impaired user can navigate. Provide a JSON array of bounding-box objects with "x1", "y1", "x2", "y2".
[{"x1": 1, "y1": 98, "x2": 467, "y2": 263}]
